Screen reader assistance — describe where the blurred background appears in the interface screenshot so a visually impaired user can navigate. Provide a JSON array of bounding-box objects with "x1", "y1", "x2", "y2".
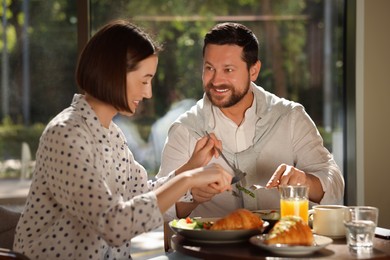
[
  {"x1": 0, "y1": 0, "x2": 345, "y2": 175},
  {"x1": 1, "y1": 0, "x2": 389, "y2": 228}
]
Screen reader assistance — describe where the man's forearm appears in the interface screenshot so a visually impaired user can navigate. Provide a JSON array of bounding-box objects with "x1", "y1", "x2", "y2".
[
  {"x1": 307, "y1": 173, "x2": 324, "y2": 203},
  {"x1": 175, "y1": 201, "x2": 200, "y2": 218}
]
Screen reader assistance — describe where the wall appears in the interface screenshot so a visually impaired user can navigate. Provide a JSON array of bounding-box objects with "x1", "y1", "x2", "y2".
[{"x1": 357, "y1": 0, "x2": 390, "y2": 228}]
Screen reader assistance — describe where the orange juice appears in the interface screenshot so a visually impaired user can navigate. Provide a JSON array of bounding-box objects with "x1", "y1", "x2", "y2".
[{"x1": 280, "y1": 198, "x2": 309, "y2": 223}]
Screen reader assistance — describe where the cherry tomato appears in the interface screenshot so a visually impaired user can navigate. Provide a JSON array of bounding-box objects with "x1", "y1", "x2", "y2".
[
  {"x1": 185, "y1": 217, "x2": 192, "y2": 224},
  {"x1": 202, "y1": 222, "x2": 212, "y2": 230}
]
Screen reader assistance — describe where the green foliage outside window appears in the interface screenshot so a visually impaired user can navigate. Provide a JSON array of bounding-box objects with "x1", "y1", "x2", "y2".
[
  {"x1": 0, "y1": 0, "x2": 345, "y2": 177},
  {"x1": 0, "y1": 117, "x2": 44, "y2": 178}
]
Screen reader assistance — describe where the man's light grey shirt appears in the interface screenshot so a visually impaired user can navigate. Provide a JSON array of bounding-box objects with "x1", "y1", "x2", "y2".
[{"x1": 157, "y1": 83, "x2": 344, "y2": 220}]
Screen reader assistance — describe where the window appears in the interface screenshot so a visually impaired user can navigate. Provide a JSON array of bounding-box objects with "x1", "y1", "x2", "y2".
[
  {"x1": 0, "y1": 1, "x2": 78, "y2": 203},
  {"x1": 89, "y1": 0, "x2": 346, "y2": 175},
  {"x1": 0, "y1": 0, "x2": 349, "y2": 204}
]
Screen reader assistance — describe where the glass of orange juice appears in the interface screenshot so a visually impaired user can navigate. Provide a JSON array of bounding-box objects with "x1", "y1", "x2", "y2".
[{"x1": 279, "y1": 185, "x2": 309, "y2": 223}]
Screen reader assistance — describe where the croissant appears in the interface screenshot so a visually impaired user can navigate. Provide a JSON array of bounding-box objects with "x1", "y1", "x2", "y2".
[
  {"x1": 265, "y1": 215, "x2": 314, "y2": 246},
  {"x1": 210, "y1": 208, "x2": 264, "y2": 230}
]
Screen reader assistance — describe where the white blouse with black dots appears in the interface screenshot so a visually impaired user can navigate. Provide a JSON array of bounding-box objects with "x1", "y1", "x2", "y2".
[{"x1": 13, "y1": 94, "x2": 175, "y2": 260}]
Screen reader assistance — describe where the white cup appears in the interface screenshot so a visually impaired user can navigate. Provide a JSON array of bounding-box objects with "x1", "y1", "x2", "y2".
[{"x1": 309, "y1": 205, "x2": 347, "y2": 238}]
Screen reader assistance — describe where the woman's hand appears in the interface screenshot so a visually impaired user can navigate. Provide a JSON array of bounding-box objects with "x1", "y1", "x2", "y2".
[
  {"x1": 176, "y1": 133, "x2": 222, "y2": 174},
  {"x1": 156, "y1": 163, "x2": 232, "y2": 214},
  {"x1": 191, "y1": 186, "x2": 220, "y2": 203},
  {"x1": 187, "y1": 163, "x2": 232, "y2": 193},
  {"x1": 175, "y1": 163, "x2": 232, "y2": 217}
]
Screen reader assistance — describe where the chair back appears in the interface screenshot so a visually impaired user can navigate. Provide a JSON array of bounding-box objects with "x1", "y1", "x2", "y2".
[
  {"x1": 0, "y1": 207, "x2": 29, "y2": 259},
  {"x1": 164, "y1": 221, "x2": 174, "y2": 252},
  {"x1": 0, "y1": 207, "x2": 21, "y2": 250},
  {"x1": 0, "y1": 248, "x2": 30, "y2": 260}
]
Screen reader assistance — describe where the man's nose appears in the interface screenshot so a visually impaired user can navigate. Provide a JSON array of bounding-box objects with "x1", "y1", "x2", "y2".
[{"x1": 210, "y1": 71, "x2": 225, "y2": 86}]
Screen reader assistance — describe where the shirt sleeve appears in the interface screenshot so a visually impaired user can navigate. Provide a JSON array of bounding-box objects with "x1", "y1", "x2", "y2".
[
  {"x1": 43, "y1": 123, "x2": 163, "y2": 247},
  {"x1": 290, "y1": 107, "x2": 345, "y2": 204},
  {"x1": 156, "y1": 124, "x2": 196, "y2": 220},
  {"x1": 157, "y1": 124, "x2": 195, "y2": 177}
]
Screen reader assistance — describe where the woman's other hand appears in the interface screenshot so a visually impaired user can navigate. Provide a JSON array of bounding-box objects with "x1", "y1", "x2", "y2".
[{"x1": 187, "y1": 163, "x2": 232, "y2": 192}]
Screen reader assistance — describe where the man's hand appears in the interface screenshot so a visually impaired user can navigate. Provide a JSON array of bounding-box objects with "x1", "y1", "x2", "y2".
[
  {"x1": 266, "y1": 163, "x2": 307, "y2": 187},
  {"x1": 191, "y1": 185, "x2": 220, "y2": 203},
  {"x1": 266, "y1": 163, "x2": 324, "y2": 203}
]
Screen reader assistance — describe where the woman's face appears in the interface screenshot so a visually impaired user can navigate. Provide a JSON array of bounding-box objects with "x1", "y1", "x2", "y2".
[{"x1": 121, "y1": 55, "x2": 158, "y2": 116}]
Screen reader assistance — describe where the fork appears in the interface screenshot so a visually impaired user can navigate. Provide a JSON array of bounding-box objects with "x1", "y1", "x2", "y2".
[
  {"x1": 205, "y1": 132, "x2": 246, "y2": 184},
  {"x1": 249, "y1": 184, "x2": 277, "y2": 190},
  {"x1": 215, "y1": 146, "x2": 247, "y2": 184}
]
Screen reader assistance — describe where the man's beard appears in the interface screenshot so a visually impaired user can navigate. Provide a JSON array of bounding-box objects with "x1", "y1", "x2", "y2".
[{"x1": 205, "y1": 80, "x2": 251, "y2": 108}]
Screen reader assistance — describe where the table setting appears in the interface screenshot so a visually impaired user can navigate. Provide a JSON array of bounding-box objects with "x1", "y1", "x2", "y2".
[{"x1": 168, "y1": 185, "x2": 390, "y2": 259}]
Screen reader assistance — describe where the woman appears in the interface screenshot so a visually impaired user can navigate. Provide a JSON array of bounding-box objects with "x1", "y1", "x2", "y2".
[{"x1": 13, "y1": 20, "x2": 231, "y2": 260}]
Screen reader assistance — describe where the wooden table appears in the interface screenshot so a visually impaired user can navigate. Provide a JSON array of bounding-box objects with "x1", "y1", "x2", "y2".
[{"x1": 171, "y1": 234, "x2": 390, "y2": 260}]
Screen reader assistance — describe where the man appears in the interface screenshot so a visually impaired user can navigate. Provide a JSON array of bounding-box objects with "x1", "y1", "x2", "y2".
[{"x1": 157, "y1": 22, "x2": 344, "y2": 220}]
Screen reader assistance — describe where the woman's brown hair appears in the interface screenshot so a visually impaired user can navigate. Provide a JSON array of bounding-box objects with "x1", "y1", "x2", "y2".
[{"x1": 76, "y1": 19, "x2": 161, "y2": 113}]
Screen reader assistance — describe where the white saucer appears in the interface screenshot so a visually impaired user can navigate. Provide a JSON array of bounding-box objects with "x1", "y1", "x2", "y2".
[
  {"x1": 312, "y1": 230, "x2": 345, "y2": 239},
  {"x1": 250, "y1": 234, "x2": 333, "y2": 256}
]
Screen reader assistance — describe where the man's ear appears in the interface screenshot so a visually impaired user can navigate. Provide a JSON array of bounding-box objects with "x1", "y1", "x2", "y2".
[{"x1": 250, "y1": 60, "x2": 261, "y2": 81}]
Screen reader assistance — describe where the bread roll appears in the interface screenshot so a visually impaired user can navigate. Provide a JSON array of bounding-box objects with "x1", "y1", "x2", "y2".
[
  {"x1": 210, "y1": 208, "x2": 263, "y2": 230},
  {"x1": 265, "y1": 215, "x2": 314, "y2": 246}
]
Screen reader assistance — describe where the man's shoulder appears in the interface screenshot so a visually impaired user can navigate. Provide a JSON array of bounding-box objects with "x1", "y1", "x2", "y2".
[
  {"x1": 170, "y1": 97, "x2": 210, "y2": 133},
  {"x1": 252, "y1": 84, "x2": 303, "y2": 116}
]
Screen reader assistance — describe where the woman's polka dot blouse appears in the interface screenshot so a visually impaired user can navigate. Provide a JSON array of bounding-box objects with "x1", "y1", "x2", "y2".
[{"x1": 13, "y1": 94, "x2": 174, "y2": 260}]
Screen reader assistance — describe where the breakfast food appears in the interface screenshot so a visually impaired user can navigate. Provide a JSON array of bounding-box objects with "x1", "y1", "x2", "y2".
[
  {"x1": 210, "y1": 208, "x2": 264, "y2": 230},
  {"x1": 170, "y1": 208, "x2": 264, "y2": 231},
  {"x1": 171, "y1": 217, "x2": 213, "y2": 230},
  {"x1": 265, "y1": 215, "x2": 314, "y2": 246}
]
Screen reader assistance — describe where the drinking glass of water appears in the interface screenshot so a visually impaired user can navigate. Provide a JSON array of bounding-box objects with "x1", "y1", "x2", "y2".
[{"x1": 344, "y1": 206, "x2": 379, "y2": 249}]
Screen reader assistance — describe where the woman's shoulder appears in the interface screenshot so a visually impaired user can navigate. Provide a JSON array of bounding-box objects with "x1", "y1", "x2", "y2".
[{"x1": 41, "y1": 106, "x2": 92, "y2": 141}]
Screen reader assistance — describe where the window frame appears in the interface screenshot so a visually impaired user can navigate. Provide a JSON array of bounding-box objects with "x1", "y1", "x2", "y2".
[{"x1": 76, "y1": 0, "x2": 357, "y2": 205}]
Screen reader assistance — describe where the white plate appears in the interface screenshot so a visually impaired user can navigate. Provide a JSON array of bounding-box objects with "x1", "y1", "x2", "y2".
[
  {"x1": 249, "y1": 234, "x2": 333, "y2": 256},
  {"x1": 169, "y1": 218, "x2": 269, "y2": 244},
  {"x1": 311, "y1": 228, "x2": 346, "y2": 239},
  {"x1": 251, "y1": 209, "x2": 280, "y2": 221},
  {"x1": 315, "y1": 233, "x2": 345, "y2": 239},
  {"x1": 251, "y1": 209, "x2": 280, "y2": 228}
]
